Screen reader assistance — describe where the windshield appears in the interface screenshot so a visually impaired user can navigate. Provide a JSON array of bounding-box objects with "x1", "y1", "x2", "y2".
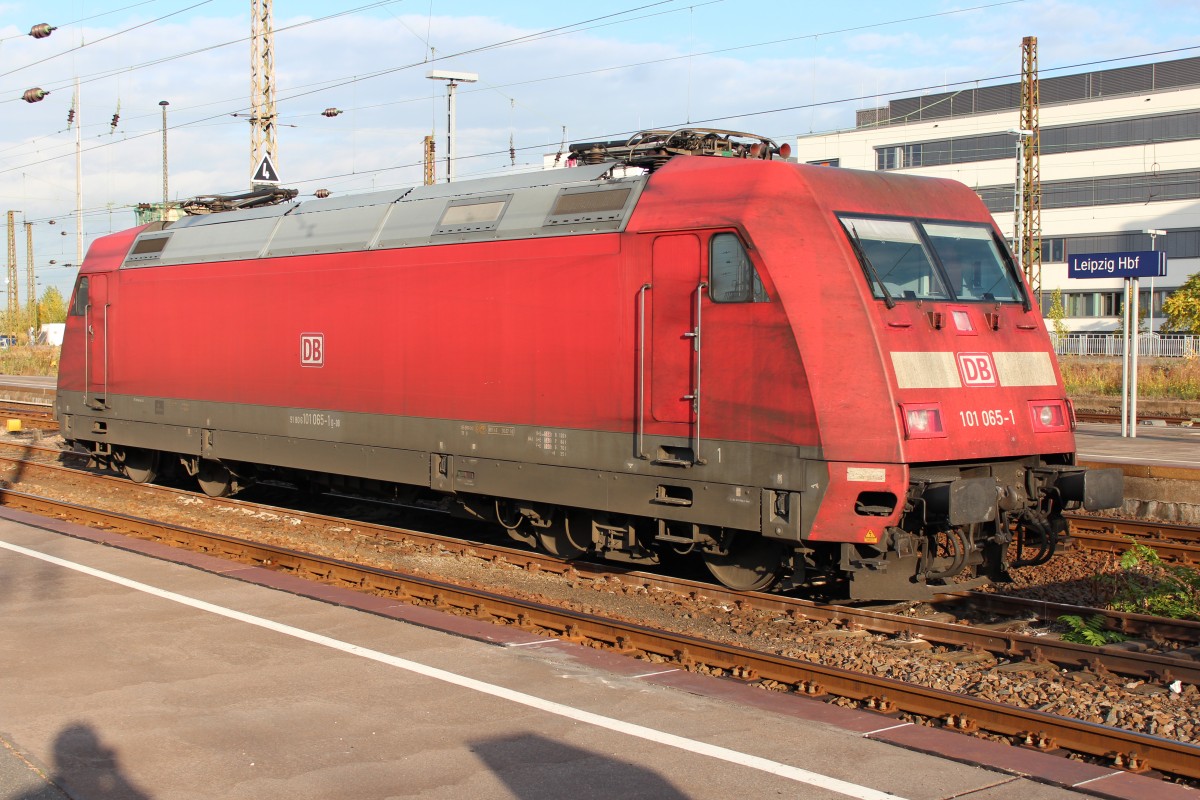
[
  {"x1": 923, "y1": 223, "x2": 1023, "y2": 302},
  {"x1": 840, "y1": 215, "x2": 1025, "y2": 304}
]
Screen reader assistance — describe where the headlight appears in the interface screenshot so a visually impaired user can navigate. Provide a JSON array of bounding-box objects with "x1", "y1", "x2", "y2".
[
  {"x1": 1029, "y1": 400, "x2": 1069, "y2": 432},
  {"x1": 901, "y1": 403, "x2": 945, "y2": 438}
]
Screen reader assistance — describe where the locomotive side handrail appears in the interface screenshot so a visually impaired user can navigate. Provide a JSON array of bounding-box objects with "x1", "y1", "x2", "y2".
[
  {"x1": 637, "y1": 283, "x2": 651, "y2": 460},
  {"x1": 682, "y1": 282, "x2": 708, "y2": 465},
  {"x1": 103, "y1": 302, "x2": 109, "y2": 407},
  {"x1": 84, "y1": 300, "x2": 90, "y2": 407}
]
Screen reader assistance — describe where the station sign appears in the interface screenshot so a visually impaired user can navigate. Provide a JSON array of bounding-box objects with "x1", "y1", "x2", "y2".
[{"x1": 1067, "y1": 250, "x2": 1166, "y2": 279}]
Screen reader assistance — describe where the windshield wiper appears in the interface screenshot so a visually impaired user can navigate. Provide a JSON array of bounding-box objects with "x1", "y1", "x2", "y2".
[
  {"x1": 983, "y1": 273, "x2": 1032, "y2": 312},
  {"x1": 847, "y1": 224, "x2": 896, "y2": 309}
]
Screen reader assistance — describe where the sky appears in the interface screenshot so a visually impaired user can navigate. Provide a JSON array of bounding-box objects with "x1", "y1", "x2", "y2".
[{"x1": 1, "y1": 0, "x2": 1198, "y2": 299}]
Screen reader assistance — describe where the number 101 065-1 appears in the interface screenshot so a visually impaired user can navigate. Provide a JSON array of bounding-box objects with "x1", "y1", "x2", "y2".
[{"x1": 959, "y1": 408, "x2": 1015, "y2": 427}]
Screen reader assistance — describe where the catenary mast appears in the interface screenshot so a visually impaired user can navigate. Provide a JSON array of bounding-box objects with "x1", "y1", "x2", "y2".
[
  {"x1": 250, "y1": 0, "x2": 277, "y2": 186},
  {"x1": 1019, "y1": 36, "x2": 1042, "y2": 307}
]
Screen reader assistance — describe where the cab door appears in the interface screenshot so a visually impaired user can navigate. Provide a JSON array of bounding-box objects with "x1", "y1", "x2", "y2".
[
  {"x1": 650, "y1": 234, "x2": 704, "y2": 461},
  {"x1": 85, "y1": 274, "x2": 109, "y2": 408}
]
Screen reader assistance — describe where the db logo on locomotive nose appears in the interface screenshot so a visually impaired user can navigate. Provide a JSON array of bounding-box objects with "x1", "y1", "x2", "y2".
[
  {"x1": 957, "y1": 352, "x2": 997, "y2": 386},
  {"x1": 300, "y1": 333, "x2": 324, "y2": 367}
]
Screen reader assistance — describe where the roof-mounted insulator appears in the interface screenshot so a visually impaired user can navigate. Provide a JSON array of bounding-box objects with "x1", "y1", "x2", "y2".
[
  {"x1": 22, "y1": 88, "x2": 48, "y2": 103},
  {"x1": 29, "y1": 23, "x2": 55, "y2": 39},
  {"x1": 314, "y1": 189, "x2": 330, "y2": 198},
  {"x1": 322, "y1": 108, "x2": 342, "y2": 117}
]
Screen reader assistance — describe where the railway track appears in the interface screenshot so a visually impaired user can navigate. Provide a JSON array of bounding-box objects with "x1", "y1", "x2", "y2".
[
  {"x1": 5, "y1": 441, "x2": 1198, "y2": 672},
  {"x1": 1068, "y1": 514, "x2": 1200, "y2": 565},
  {"x1": 0, "y1": 400, "x2": 57, "y2": 432},
  {"x1": 4, "y1": 441, "x2": 1199, "y2": 680},
  {"x1": 2, "y1": 443, "x2": 1200, "y2": 781},
  {"x1": 1075, "y1": 410, "x2": 1196, "y2": 426}
]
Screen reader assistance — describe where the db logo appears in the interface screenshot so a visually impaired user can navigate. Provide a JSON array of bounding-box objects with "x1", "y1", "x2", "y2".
[
  {"x1": 957, "y1": 352, "x2": 997, "y2": 386},
  {"x1": 300, "y1": 333, "x2": 324, "y2": 367}
]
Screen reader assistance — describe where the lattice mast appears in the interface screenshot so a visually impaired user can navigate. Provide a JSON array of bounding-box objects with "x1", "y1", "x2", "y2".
[
  {"x1": 423, "y1": 135, "x2": 436, "y2": 186},
  {"x1": 25, "y1": 221, "x2": 35, "y2": 318},
  {"x1": 250, "y1": 0, "x2": 277, "y2": 186},
  {"x1": 1020, "y1": 36, "x2": 1042, "y2": 306},
  {"x1": 5, "y1": 211, "x2": 17, "y2": 321}
]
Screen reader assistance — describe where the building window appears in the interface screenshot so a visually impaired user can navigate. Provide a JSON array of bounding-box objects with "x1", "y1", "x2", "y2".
[
  {"x1": 977, "y1": 168, "x2": 1200, "y2": 213},
  {"x1": 1098, "y1": 291, "x2": 1123, "y2": 317},
  {"x1": 874, "y1": 110, "x2": 1200, "y2": 166},
  {"x1": 904, "y1": 144, "x2": 923, "y2": 168},
  {"x1": 873, "y1": 143, "x2": 926, "y2": 170},
  {"x1": 876, "y1": 146, "x2": 903, "y2": 171},
  {"x1": 807, "y1": 158, "x2": 840, "y2": 167},
  {"x1": 1040, "y1": 238, "x2": 1065, "y2": 262},
  {"x1": 1064, "y1": 292, "x2": 1093, "y2": 317},
  {"x1": 1057, "y1": 290, "x2": 1173, "y2": 320}
]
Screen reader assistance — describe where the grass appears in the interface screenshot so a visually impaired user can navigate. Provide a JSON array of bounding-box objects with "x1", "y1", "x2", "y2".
[
  {"x1": 1058, "y1": 357, "x2": 1200, "y2": 400},
  {"x1": 0, "y1": 346, "x2": 61, "y2": 378}
]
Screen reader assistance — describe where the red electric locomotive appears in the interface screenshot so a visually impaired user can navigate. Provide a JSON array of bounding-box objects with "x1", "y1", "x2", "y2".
[{"x1": 55, "y1": 129, "x2": 1121, "y2": 599}]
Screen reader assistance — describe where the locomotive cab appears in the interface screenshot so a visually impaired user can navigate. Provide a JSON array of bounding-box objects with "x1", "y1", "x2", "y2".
[{"x1": 827, "y1": 209, "x2": 1123, "y2": 598}]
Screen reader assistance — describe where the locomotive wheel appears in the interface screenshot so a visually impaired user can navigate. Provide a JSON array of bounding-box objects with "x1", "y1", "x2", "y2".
[
  {"x1": 536, "y1": 511, "x2": 590, "y2": 559},
  {"x1": 121, "y1": 448, "x2": 159, "y2": 484},
  {"x1": 703, "y1": 535, "x2": 786, "y2": 592},
  {"x1": 196, "y1": 459, "x2": 233, "y2": 498}
]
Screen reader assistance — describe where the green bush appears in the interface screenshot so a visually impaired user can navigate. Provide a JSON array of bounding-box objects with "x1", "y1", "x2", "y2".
[
  {"x1": 1102, "y1": 542, "x2": 1200, "y2": 620},
  {"x1": 1057, "y1": 613, "x2": 1126, "y2": 645}
]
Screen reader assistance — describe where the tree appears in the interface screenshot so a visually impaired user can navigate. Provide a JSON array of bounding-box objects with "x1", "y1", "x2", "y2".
[
  {"x1": 1161, "y1": 272, "x2": 1200, "y2": 335},
  {"x1": 39, "y1": 286, "x2": 67, "y2": 325},
  {"x1": 1047, "y1": 288, "x2": 1068, "y2": 343}
]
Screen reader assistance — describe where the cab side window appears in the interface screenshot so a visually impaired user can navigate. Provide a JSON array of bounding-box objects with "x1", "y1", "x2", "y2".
[
  {"x1": 709, "y1": 233, "x2": 768, "y2": 303},
  {"x1": 70, "y1": 277, "x2": 89, "y2": 316}
]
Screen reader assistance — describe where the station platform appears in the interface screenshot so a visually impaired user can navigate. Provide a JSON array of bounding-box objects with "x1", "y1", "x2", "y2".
[
  {"x1": 1, "y1": 508, "x2": 1186, "y2": 800},
  {"x1": 1075, "y1": 422, "x2": 1200, "y2": 472},
  {"x1": 0, "y1": 373, "x2": 54, "y2": 405}
]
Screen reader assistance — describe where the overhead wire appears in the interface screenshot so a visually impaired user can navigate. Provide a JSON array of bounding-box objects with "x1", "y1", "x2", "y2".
[
  {"x1": 0, "y1": 0, "x2": 158, "y2": 43},
  {"x1": 2, "y1": 0, "x2": 1051, "y2": 173},
  {"x1": 0, "y1": 1, "x2": 216, "y2": 81},
  {"x1": 7, "y1": 3, "x2": 1200, "y2": 216},
  {"x1": 0, "y1": 0, "x2": 411, "y2": 100},
  {"x1": 11, "y1": 37, "x2": 1200, "y2": 206}
]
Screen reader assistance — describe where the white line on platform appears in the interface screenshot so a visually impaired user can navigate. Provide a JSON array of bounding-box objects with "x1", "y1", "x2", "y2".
[
  {"x1": 1072, "y1": 771, "x2": 1126, "y2": 788},
  {"x1": 632, "y1": 669, "x2": 681, "y2": 679},
  {"x1": 1, "y1": 539, "x2": 909, "y2": 800},
  {"x1": 1078, "y1": 452, "x2": 1200, "y2": 465}
]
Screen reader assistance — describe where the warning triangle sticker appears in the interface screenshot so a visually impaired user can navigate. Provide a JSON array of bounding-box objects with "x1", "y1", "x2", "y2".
[{"x1": 253, "y1": 153, "x2": 280, "y2": 184}]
